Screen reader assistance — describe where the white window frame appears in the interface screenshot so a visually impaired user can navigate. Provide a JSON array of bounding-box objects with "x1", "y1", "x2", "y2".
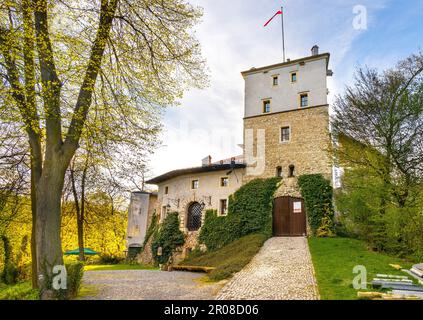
[
  {"x1": 191, "y1": 179, "x2": 199, "y2": 190},
  {"x1": 280, "y1": 126, "x2": 291, "y2": 143},
  {"x1": 220, "y1": 176, "x2": 229, "y2": 187},
  {"x1": 262, "y1": 99, "x2": 271, "y2": 114},
  {"x1": 290, "y1": 71, "x2": 298, "y2": 83},
  {"x1": 299, "y1": 92, "x2": 309, "y2": 108},
  {"x1": 219, "y1": 198, "x2": 228, "y2": 216}
]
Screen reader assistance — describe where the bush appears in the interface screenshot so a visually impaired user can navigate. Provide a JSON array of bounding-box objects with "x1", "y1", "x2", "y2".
[
  {"x1": 54, "y1": 262, "x2": 84, "y2": 300},
  {"x1": 97, "y1": 254, "x2": 125, "y2": 265},
  {"x1": 199, "y1": 178, "x2": 280, "y2": 250},
  {"x1": 1, "y1": 262, "x2": 19, "y2": 285},
  {"x1": 0, "y1": 282, "x2": 39, "y2": 300},
  {"x1": 143, "y1": 213, "x2": 159, "y2": 248},
  {"x1": 152, "y1": 212, "x2": 185, "y2": 265},
  {"x1": 298, "y1": 174, "x2": 334, "y2": 235},
  {"x1": 1, "y1": 235, "x2": 19, "y2": 285}
]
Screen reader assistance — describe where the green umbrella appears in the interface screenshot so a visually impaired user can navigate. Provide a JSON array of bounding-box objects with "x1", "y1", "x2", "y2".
[{"x1": 64, "y1": 248, "x2": 100, "y2": 256}]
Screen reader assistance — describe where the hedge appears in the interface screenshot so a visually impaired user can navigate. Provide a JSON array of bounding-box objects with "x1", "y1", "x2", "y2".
[
  {"x1": 199, "y1": 178, "x2": 281, "y2": 250},
  {"x1": 298, "y1": 174, "x2": 334, "y2": 236}
]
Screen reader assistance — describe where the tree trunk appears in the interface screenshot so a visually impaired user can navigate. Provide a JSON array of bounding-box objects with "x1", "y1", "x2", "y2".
[
  {"x1": 35, "y1": 159, "x2": 66, "y2": 297},
  {"x1": 30, "y1": 169, "x2": 38, "y2": 289},
  {"x1": 70, "y1": 162, "x2": 86, "y2": 262}
]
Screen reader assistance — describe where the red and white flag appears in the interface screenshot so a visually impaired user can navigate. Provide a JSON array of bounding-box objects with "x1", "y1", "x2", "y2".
[{"x1": 263, "y1": 10, "x2": 282, "y2": 27}]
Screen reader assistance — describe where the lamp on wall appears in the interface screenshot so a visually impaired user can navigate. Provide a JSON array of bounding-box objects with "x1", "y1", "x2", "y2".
[
  {"x1": 200, "y1": 195, "x2": 212, "y2": 206},
  {"x1": 167, "y1": 198, "x2": 180, "y2": 208}
]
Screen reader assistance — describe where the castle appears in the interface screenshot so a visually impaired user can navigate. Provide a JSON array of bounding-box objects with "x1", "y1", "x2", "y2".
[{"x1": 126, "y1": 46, "x2": 334, "y2": 260}]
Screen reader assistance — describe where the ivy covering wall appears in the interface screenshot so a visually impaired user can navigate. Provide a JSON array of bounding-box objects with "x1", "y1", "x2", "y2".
[
  {"x1": 151, "y1": 212, "x2": 185, "y2": 265},
  {"x1": 298, "y1": 174, "x2": 334, "y2": 236},
  {"x1": 199, "y1": 178, "x2": 281, "y2": 250}
]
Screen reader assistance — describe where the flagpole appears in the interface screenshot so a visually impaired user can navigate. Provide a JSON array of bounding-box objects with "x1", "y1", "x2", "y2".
[{"x1": 281, "y1": 6, "x2": 286, "y2": 62}]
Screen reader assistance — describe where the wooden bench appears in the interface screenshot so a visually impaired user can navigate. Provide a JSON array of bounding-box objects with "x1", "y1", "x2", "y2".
[{"x1": 172, "y1": 265, "x2": 216, "y2": 273}]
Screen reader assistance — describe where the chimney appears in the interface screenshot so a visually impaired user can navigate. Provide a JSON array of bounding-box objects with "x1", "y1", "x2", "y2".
[
  {"x1": 202, "y1": 155, "x2": 212, "y2": 167},
  {"x1": 311, "y1": 45, "x2": 319, "y2": 56}
]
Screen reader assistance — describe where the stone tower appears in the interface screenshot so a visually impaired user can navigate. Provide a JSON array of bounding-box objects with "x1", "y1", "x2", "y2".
[{"x1": 241, "y1": 47, "x2": 333, "y2": 184}]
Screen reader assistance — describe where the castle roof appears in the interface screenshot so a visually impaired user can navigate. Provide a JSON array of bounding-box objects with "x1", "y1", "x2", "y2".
[{"x1": 146, "y1": 163, "x2": 246, "y2": 185}]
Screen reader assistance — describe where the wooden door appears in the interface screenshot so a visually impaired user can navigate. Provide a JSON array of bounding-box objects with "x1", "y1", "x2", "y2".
[{"x1": 273, "y1": 197, "x2": 306, "y2": 236}]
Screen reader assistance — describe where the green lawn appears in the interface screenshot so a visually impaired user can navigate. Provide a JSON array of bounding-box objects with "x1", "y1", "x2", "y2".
[
  {"x1": 84, "y1": 263, "x2": 158, "y2": 271},
  {"x1": 308, "y1": 237, "x2": 417, "y2": 300},
  {"x1": 180, "y1": 233, "x2": 268, "y2": 281}
]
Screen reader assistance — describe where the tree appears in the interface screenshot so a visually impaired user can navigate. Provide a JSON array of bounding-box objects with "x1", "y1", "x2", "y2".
[
  {"x1": 332, "y1": 53, "x2": 423, "y2": 257},
  {"x1": 0, "y1": 0, "x2": 206, "y2": 296},
  {"x1": 332, "y1": 53, "x2": 423, "y2": 209}
]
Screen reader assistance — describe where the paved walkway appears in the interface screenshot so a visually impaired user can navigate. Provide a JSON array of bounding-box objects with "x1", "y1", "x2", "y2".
[
  {"x1": 81, "y1": 270, "x2": 223, "y2": 300},
  {"x1": 216, "y1": 237, "x2": 319, "y2": 300}
]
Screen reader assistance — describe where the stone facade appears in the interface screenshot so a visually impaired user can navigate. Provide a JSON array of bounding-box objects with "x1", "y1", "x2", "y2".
[
  {"x1": 153, "y1": 168, "x2": 244, "y2": 258},
  {"x1": 243, "y1": 105, "x2": 332, "y2": 184}
]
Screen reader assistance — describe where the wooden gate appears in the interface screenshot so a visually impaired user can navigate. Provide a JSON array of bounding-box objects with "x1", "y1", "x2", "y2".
[{"x1": 273, "y1": 196, "x2": 306, "y2": 236}]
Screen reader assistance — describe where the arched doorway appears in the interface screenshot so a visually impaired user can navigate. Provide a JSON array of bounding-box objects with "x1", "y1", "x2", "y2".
[{"x1": 187, "y1": 202, "x2": 203, "y2": 231}]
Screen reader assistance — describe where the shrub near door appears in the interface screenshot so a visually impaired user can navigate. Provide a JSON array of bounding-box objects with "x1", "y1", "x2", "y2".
[{"x1": 298, "y1": 174, "x2": 334, "y2": 236}]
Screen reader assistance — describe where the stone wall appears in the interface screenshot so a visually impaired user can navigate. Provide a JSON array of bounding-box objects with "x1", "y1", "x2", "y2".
[{"x1": 243, "y1": 105, "x2": 332, "y2": 184}]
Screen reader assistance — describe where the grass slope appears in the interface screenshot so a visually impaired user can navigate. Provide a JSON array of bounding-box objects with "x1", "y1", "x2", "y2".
[
  {"x1": 180, "y1": 233, "x2": 268, "y2": 281},
  {"x1": 308, "y1": 237, "x2": 416, "y2": 300}
]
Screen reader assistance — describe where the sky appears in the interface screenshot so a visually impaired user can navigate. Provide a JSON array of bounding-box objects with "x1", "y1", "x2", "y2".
[{"x1": 147, "y1": 0, "x2": 423, "y2": 180}]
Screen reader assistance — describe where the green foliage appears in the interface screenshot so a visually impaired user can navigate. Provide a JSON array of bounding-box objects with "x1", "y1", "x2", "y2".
[
  {"x1": 152, "y1": 213, "x2": 185, "y2": 265},
  {"x1": 199, "y1": 210, "x2": 241, "y2": 251},
  {"x1": 298, "y1": 174, "x2": 334, "y2": 235},
  {"x1": 65, "y1": 262, "x2": 84, "y2": 299},
  {"x1": 97, "y1": 254, "x2": 125, "y2": 265},
  {"x1": 181, "y1": 233, "x2": 267, "y2": 281},
  {"x1": 199, "y1": 178, "x2": 280, "y2": 250},
  {"x1": 335, "y1": 167, "x2": 423, "y2": 259},
  {"x1": 1, "y1": 236, "x2": 18, "y2": 285},
  {"x1": 54, "y1": 262, "x2": 84, "y2": 300},
  {"x1": 316, "y1": 216, "x2": 335, "y2": 238},
  {"x1": 0, "y1": 282, "x2": 39, "y2": 300},
  {"x1": 308, "y1": 237, "x2": 416, "y2": 300},
  {"x1": 143, "y1": 213, "x2": 159, "y2": 248},
  {"x1": 1, "y1": 263, "x2": 19, "y2": 286}
]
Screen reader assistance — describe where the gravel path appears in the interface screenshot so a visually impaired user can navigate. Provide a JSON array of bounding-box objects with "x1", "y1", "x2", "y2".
[
  {"x1": 216, "y1": 237, "x2": 319, "y2": 300},
  {"x1": 81, "y1": 270, "x2": 223, "y2": 300}
]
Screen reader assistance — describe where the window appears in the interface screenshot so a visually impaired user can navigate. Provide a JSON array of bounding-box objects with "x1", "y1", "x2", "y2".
[
  {"x1": 220, "y1": 199, "x2": 228, "y2": 215},
  {"x1": 161, "y1": 206, "x2": 167, "y2": 221},
  {"x1": 300, "y1": 93, "x2": 308, "y2": 107},
  {"x1": 191, "y1": 179, "x2": 199, "y2": 189},
  {"x1": 263, "y1": 100, "x2": 271, "y2": 113},
  {"x1": 187, "y1": 202, "x2": 203, "y2": 231},
  {"x1": 272, "y1": 76, "x2": 278, "y2": 86},
  {"x1": 220, "y1": 177, "x2": 229, "y2": 187},
  {"x1": 289, "y1": 164, "x2": 295, "y2": 177},
  {"x1": 291, "y1": 72, "x2": 297, "y2": 83},
  {"x1": 164, "y1": 186, "x2": 169, "y2": 194},
  {"x1": 281, "y1": 126, "x2": 290, "y2": 142},
  {"x1": 276, "y1": 166, "x2": 282, "y2": 178}
]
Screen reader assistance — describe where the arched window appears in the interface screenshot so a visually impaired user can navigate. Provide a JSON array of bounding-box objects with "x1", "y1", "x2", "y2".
[
  {"x1": 187, "y1": 202, "x2": 203, "y2": 231},
  {"x1": 289, "y1": 164, "x2": 295, "y2": 177},
  {"x1": 276, "y1": 166, "x2": 282, "y2": 178}
]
